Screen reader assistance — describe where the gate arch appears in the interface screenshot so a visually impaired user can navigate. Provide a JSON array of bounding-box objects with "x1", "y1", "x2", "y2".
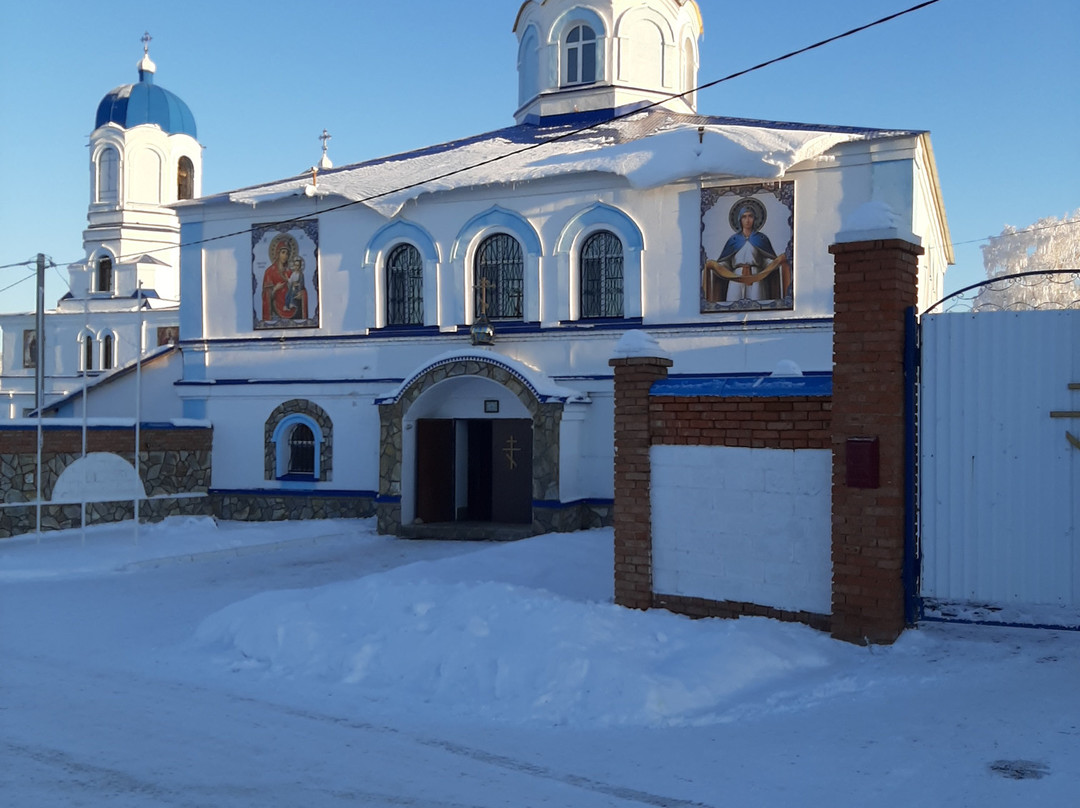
[{"x1": 375, "y1": 352, "x2": 580, "y2": 536}]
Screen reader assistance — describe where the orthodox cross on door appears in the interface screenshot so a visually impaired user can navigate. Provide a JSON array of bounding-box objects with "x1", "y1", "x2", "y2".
[
  {"x1": 1049, "y1": 382, "x2": 1080, "y2": 450},
  {"x1": 503, "y1": 434, "x2": 520, "y2": 469}
]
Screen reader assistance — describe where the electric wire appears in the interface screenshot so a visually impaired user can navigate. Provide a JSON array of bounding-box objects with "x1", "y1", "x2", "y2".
[{"x1": 1, "y1": 0, "x2": 944, "y2": 273}]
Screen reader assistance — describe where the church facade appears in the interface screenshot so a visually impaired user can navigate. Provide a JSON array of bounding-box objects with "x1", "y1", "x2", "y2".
[
  {"x1": 0, "y1": 40, "x2": 196, "y2": 419},
  {"x1": 170, "y1": 0, "x2": 950, "y2": 538}
]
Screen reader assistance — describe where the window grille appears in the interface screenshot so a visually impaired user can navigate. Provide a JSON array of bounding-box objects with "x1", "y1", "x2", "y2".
[
  {"x1": 386, "y1": 243, "x2": 424, "y2": 325},
  {"x1": 474, "y1": 234, "x2": 524, "y2": 320},
  {"x1": 288, "y1": 423, "x2": 316, "y2": 476},
  {"x1": 581, "y1": 231, "x2": 624, "y2": 318}
]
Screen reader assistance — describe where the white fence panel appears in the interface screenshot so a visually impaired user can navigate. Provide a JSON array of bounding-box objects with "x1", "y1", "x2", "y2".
[{"x1": 920, "y1": 311, "x2": 1080, "y2": 611}]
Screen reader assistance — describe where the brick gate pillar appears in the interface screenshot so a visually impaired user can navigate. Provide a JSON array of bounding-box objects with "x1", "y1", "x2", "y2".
[
  {"x1": 829, "y1": 235, "x2": 922, "y2": 644},
  {"x1": 609, "y1": 352, "x2": 672, "y2": 609}
]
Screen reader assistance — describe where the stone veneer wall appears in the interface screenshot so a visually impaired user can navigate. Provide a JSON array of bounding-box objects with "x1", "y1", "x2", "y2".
[
  {"x1": 0, "y1": 425, "x2": 212, "y2": 538},
  {"x1": 263, "y1": 399, "x2": 334, "y2": 481},
  {"x1": 211, "y1": 491, "x2": 375, "y2": 523}
]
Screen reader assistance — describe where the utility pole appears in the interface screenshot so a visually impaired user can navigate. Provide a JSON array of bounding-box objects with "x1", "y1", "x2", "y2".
[{"x1": 34, "y1": 253, "x2": 45, "y2": 412}]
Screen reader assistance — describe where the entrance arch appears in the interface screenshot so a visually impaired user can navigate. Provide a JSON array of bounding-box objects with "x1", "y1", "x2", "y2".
[{"x1": 376, "y1": 351, "x2": 576, "y2": 537}]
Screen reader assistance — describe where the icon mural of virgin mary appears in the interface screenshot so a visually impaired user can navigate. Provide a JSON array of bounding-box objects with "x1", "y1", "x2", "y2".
[
  {"x1": 252, "y1": 219, "x2": 319, "y2": 330},
  {"x1": 703, "y1": 197, "x2": 791, "y2": 305},
  {"x1": 261, "y1": 233, "x2": 308, "y2": 322}
]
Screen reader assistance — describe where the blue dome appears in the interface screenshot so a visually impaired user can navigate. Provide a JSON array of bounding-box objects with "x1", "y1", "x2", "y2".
[{"x1": 95, "y1": 60, "x2": 197, "y2": 138}]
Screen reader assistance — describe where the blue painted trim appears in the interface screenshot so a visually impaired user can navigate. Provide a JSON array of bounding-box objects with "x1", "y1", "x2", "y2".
[
  {"x1": 532, "y1": 497, "x2": 614, "y2": 509},
  {"x1": 557, "y1": 317, "x2": 644, "y2": 329},
  {"x1": 919, "y1": 614, "x2": 1080, "y2": 632},
  {"x1": 375, "y1": 494, "x2": 401, "y2": 504},
  {"x1": 451, "y1": 206, "x2": 542, "y2": 260},
  {"x1": 555, "y1": 203, "x2": 645, "y2": 253},
  {"x1": 903, "y1": 306, "x2": 922, "y2": 625},
  {"x1": 176, "y1": 316, "x2": 832, "y2": 351},
  {"x1": 651, "y1": 374, "x2": 832, "y2": 398},
  {"x1": 176, "y1": 378, "x2": 405, "y2": 387},
  {"x1": 210, "y1": 488, "x2": 377, "y2": 499},
  {"x1": 365, "y1": 219, "x2": 440, "y2": 265},
  {"x1": 367, "y1": 325, "x2": 443, "y2": 338},
  {"x1": 0, "y1": 421, "x2": 208, "y2": 432}
]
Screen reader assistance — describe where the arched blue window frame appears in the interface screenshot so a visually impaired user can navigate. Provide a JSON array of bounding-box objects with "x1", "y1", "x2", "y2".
[
  {"x1": 452, "y1": 207, "x2": 542, "y2": 324},
  {"x1": 555, "y1": 203, "x2": 644, "y2": 321},
  {"x1": 271, "y1": 414, "x2": 323, "y2": 481},
  {"x1": 365, "y1": 220, "x2": 439, "y2": 329}
]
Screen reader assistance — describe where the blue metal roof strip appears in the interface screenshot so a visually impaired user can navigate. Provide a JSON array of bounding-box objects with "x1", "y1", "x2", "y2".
[{"x1": 651, "y1": 374, "x2": 832, "y2": 398}]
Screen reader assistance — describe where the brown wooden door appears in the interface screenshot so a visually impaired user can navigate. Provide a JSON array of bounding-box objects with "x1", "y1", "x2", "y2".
[
  {"x1": 415, "y1": 419, "x2": 455, "y2": 523},
  {"x1": 490, "y1": 419, "x2": 532, "y2": 524}
]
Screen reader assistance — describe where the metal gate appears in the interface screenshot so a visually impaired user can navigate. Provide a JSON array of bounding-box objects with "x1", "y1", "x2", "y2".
[{"x1": 918, "y1": 308, "x2": 1080, "y2": 625}]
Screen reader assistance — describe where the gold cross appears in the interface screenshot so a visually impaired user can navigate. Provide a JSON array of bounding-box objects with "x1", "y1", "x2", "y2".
[
  {"x1": 478, "y1": 277, "x2": 494, "y2": 317},
  {"x1": 503, "y1": 435, "x2": 520, "y2": 469}
]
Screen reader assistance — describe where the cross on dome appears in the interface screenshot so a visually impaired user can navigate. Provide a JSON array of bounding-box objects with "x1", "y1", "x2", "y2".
[
  {"x1": 137, "y1": 31, "x2": 157, "y2": 80},
  {"x1": 318, "y1": 129, "x2": 333, "y2": 169}
]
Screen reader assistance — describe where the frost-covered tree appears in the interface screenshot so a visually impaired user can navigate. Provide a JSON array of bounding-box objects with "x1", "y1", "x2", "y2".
[{"x1": 974, "y1": 210, "x2": 1080, "y2": 310}]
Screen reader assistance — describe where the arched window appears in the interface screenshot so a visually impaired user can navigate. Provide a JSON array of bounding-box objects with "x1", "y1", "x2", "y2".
[
  {"x1": 474, "y1": 234, "x2": 523, "y2": 320},
  {"x1": 581, "y1": 231, "x2": 624, "y2": 318},
  {"x1": 386, "y1": 243, "x2": 424, "y2": 326},
  {"x1": 83, "y1": 335, "x2": 95, "y2": 372},
  {"x1": 177, "y1": 156, "x2": 194, "y2": 200},
  {"x1": 683, "y1": 38, "x2": 696, "y2": 104},
  {"x1": 564, "y1": 24, "x2": 597, "y2": 86},
  {"x1": 518, "y1": 26, "x2": 540, "y2": 106},
  {"x1": 96, "y1": 256, "x2": 113, "y2": 293},
  {"x1": 266, "y1": 402, "x2": 332, "y2": 482},
  {"x1": 102, "y1": 334, "x2": 115, "y2": 370},
  {"x1": 97, "y1": 147, "x2": 119, "y2": 203},
  {"x1": 287, "y1": 423, "x2": 316, "y2": 477}
]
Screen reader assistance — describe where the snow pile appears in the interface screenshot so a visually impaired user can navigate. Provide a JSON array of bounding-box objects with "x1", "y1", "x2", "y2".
[
  {"x1": 196, "y1": 529, "x2": 859, "y2": 727},
  {"x1": 611, "y1": 329, "x2": 669, "y2": 359}
]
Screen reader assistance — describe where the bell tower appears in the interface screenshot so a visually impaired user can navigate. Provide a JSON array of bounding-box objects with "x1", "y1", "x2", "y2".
[
  {"x1": 75, "y1": 34, "x2": 202, "y2": 302},
  {"x1": 513, "y1": 0, "x2": 702, "y2": 125}
]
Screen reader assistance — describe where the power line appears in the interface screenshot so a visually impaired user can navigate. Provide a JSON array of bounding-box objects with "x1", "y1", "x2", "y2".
[
  {"x1": 0, "y1": 271, "x2": 36, "y2": 295},
  {"x1": 951, "y1": 218, "x2": 1080, "y2": 249},
  {"x1": 3, "y1": 0, "x2": 944, "y2": 271}
]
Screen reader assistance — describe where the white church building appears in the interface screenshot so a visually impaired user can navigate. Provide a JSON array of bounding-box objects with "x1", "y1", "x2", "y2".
[
  {"x1": 43, "y1": 0, "x2": 951, "y2": 540},
  {"x1": 0, "y1": 40, "x2": 198, "y2": 419}
]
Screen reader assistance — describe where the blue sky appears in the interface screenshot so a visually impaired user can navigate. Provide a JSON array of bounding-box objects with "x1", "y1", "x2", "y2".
[{"x1": 1, "y1": 0, "x2": 1077, "y2": 313}]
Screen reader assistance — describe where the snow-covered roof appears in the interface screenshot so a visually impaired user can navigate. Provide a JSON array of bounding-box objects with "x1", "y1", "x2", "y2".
[{"x1": 202, "y1": 110, "x2": 919, "y2": 219}]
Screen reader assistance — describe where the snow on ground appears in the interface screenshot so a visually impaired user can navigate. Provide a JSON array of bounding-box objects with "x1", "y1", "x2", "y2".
[{"x1": 2, "y1": 516, "x2": 1078, "y2": 806}]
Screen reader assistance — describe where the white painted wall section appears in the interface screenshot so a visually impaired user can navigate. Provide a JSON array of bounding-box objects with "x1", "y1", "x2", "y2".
[{"x1": 651, "y1": 445, "x2": 832, "y2": 615}]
